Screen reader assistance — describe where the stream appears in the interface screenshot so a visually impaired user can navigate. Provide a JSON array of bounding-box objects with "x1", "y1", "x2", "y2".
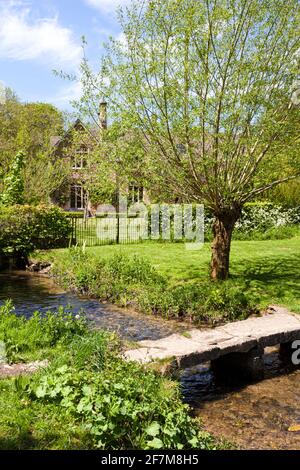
[
  {"x1": 0, "y1": 271, "x2": 183, "y2": 341},
  {"x1": 0, "y1": 270, "x2": 299, "y2": 450}
]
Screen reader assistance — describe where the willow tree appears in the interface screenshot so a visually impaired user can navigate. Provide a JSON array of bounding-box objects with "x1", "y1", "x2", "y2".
[{"x1": 75, "y1": 0, "x2": 300, "y2": 279}]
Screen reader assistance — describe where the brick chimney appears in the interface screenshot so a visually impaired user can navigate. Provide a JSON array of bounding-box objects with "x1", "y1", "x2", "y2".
[{"x1": 99, "y1": 102, "x2": 107, "y2": 130}]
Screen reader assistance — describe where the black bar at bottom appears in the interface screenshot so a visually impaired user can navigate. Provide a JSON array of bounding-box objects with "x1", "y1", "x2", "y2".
[{"x1": 0, "y1": 450, "x2": 298, "y2": 467}]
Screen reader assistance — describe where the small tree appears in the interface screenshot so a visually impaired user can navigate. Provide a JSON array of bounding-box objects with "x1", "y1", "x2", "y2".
[
  {"x1": 1, "y1": 151, "x2": 25, "y2": 205},
  {"x1": 0, "y1": 94, "x2": 64, "y2": 176}
]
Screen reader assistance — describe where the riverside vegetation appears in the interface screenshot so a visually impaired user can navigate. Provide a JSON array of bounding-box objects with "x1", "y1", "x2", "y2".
[
  {"x1": 0, "y1": 301, "x2": 222, "y2": 450},
  {"x1": 1, "y1": 203, "x2": 299, "y2": 449},
  {"x1": 36, "y1": 232, "x2": 300, "y2": 325},
  {"x1": 32, "y1": 202, "x2": 300, "y2": 325},
  {"x1": 0, "y1": 205, "x2": 71, "y2": 267},
  {"x1": 41, "y1": 247, "x2": 257, "y2": 325}
]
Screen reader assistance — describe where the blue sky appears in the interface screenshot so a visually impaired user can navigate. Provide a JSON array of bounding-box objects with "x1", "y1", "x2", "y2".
[{"x1": 0, "y1": 0, "x2": 129, "y2": 110}]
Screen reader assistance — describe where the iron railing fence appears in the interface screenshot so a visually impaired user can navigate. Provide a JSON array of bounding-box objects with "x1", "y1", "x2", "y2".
[
  {"x1": 68, "y1": 207, "x2": 204, "y2": 247},
  {"x1": 69, "y1": 215, "x2": 149, "y2": 247}
]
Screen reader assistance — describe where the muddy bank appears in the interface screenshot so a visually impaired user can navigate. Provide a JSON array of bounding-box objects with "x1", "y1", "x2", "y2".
[{"x1": 0, "y1": 254, "x2": 29, "y2": 271}]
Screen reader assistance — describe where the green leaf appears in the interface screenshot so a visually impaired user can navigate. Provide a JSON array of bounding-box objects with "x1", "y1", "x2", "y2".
[
  {"x1": 35, "y1": 386, "x2": 47, "y2": 398},
  {"x1": 147, "y1": 437, "x2": 164, "y2": 449},
  {"x1": 146, "y1": 421, "x2": 161, "y2": 437}
]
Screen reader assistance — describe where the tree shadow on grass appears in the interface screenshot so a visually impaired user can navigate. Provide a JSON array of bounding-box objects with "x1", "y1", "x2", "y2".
[
  {"x1": 0, "y1": 433, "x2": 36, "y2": 450},
  {"x1": 0, "y1": 431, "x2": 91, "y2": 450},
  {"x1": 230, "y1": 253, "x2": 300, "y2": 308}
]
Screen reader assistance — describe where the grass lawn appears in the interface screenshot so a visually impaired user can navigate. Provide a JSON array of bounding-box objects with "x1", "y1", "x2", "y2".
[{"x1": 42, "y1": 236, "x2": 300, "y2": 314}]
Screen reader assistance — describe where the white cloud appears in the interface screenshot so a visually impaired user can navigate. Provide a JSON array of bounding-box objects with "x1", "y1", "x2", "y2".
[
  {"x1": 84, "y1": 0, "x2": 131, "y2": 13},
  {"x1": 0, "y1": 1, "x2": 82, "y2": 68},
  {"x1": 48, "y1": 81, "x2": 83, "y2": 108}
]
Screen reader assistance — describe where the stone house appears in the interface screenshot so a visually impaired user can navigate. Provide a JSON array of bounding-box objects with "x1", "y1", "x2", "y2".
[{"x1": 50, "y1": 103, "x2": 148, "y2": 214}]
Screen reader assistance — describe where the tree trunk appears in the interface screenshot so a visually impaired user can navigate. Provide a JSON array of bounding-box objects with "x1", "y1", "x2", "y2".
[{"x1": 211, "y1": 208, "x2": 241, "y2": 281}]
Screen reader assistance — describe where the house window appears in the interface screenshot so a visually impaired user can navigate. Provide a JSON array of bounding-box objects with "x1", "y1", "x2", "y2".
[
  {"x1": 72, "y1": 149, "x2": 88, "y2": 170},
  {"x1": 129, "y1": 185, "x2": 144, "y2": 204},
  {"x1": 70, "y1": 185, "x2": 85, "y2": 210}
]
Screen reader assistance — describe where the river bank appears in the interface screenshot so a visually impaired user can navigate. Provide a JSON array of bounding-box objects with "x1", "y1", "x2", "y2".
[
  {"x1": 0, "y1": 269, "x2": 300, "y2": 449},
  {"x1": 33, "y1": 239, "x2": 300, "y2": 323},
  {"x1": 0, "y1": 270, "x2": 188, "y2": 342},
  {"x1": 0, "y1": 296, "x2": 217, "y2": 450}
]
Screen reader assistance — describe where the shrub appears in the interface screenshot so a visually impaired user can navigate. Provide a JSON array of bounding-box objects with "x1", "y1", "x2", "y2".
[
  {"x1": 0, "y1": 205, "x2": 72, "y2": 260},
  {"x1": 51, "y1": 250, "x2": 256, "y2": 324},
  {"x1": 0, "y1": 301, "x2": 87, "y2": 363},
  {"x1": 1, "y1": 152, "x2": 25, "y2": 206},
  {"x1": 29, "y1": 205, "x2": 72, "y2": 250},
  {"x1": 136, "y1": 281, "x2": 256, "y2": 324},
  {"x1": 236, "y1": 202, "x2": 300, "y2": 233},
  {"x1": 203, "y1": 202, "x2": 300, "y2": 241},
  {"x1": 202, "y1": 202, "x2": 300, "y2": 239},
  {"x1": 29, "y1": 354, "x2": 217, "y2": 450}
]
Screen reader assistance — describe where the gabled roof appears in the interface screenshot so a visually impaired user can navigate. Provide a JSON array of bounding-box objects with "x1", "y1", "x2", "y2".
[{"x1": 50, "y1": 118, "x2": 99, "y2": 150}]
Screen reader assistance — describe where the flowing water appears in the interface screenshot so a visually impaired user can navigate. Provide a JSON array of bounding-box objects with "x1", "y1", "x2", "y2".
[
  {"x1": 0, "y1": 271, "x2": 183, "y2": 341},
  {"x1": 0, "y1": 271, "x2": 299, "y2": 450},
  {"x1": 181, "y1": 350, "x2": 300, "y2": 449}
]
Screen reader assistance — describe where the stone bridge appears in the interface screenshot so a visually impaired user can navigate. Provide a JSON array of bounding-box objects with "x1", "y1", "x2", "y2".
[{"x1": 124, "y1": 306, "x2": 300, "y2": 379}]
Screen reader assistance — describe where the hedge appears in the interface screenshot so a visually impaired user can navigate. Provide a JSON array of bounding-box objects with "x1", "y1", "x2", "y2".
[
  {"x1": 0, "y1": 204, "x2": 72, "y2": 261},
  {"x1": 63, "y1": 202, "x2": 300, "y2": 243}
]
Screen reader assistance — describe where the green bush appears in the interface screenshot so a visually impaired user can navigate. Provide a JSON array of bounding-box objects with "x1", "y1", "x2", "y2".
[
  {"x1": 137, "y1": 281, "x2": 256, "y2": 323},
  {"x1": 0, "y1": 204, "x2": 72, "y2": 260},
  {"x1": 0, "y1": 152, "x2": 25, "y2": 206},
  {"x1": 51, "y1": 250, "x2": 256, "y2": 324},
  {"x1": 236, "y1": 202, "x2": 300, "y2": 233},
  {"x1": 202, "y1": 202, "x2": 300, "y2": 241},
  {"x1": 29, "y1": 361, "x2": 216, "y2": 450}
]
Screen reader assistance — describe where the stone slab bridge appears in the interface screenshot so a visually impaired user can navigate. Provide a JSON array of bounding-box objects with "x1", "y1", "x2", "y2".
[{"x1": 124, "y1": 306, "x2": 300, "y2": 379}]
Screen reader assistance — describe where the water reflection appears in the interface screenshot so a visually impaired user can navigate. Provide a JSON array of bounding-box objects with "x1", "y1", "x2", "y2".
[{"x1": 0, "y1": 271, "x2": 182, "y2": 342}]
